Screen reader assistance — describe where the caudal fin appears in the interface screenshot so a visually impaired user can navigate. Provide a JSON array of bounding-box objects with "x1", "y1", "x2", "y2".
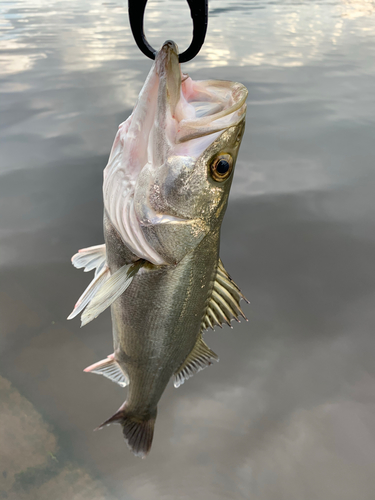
[{"x1": 96, "y1": 405, "x2": 156, "y2": 458}]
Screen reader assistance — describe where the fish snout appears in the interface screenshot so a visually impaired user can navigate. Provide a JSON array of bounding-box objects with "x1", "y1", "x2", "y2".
[
  {"x1": 158, "y1": 40, "x2": 179, "y2": 58},
  {"x1": 155, "y1": 40, "x2": 179, "y2": 76}
]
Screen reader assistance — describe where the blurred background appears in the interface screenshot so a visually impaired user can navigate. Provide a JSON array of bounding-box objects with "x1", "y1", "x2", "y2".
[{"x1": 1, "y1": 0, "x2": 375, "y2": 498}]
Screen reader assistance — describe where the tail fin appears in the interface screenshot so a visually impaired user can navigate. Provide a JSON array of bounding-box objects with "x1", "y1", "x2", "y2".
[{"x1": 96, "y1": 405, "x2": 156, "y2": 458}]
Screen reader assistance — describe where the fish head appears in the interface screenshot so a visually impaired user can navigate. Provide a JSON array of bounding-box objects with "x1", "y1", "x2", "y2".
[{"x1": 104, "y1": 41, "x2": 248, "y2": 265}]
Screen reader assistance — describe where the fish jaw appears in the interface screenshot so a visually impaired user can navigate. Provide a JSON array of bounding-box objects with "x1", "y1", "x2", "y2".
[
  {"x1": 103, "y1": 40, "x2": 248, "y2": 265},
  {"x1": 151, "y1": 40, "x2": 181, "y2": 168}
]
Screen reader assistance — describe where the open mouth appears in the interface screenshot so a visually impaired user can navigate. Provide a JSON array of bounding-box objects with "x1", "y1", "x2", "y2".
[
  {"x1": 173, "y1": 76, "x2": 247, "y2": 158},
  {"x1": 154, "y1": 40, "x2": 248, "y2": 156},
  {"x1": 105, "y1": 40, "x2": 247, "y2": 184},
  {"x1": 177, "y1": 76, "x2": 247, "y2": 140}
]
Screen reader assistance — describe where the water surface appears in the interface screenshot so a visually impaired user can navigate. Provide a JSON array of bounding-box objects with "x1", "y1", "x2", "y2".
[{"x1": 1, "y1": 1, "x2": 375, "y2": 499}]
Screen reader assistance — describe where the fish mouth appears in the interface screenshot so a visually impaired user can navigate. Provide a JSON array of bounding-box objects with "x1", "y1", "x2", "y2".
[
  {"x1": 155, "y1": 40, "x2": 248, "y2": 156},
  {"x1": 104, "y1": 39, "x2": 247, "y2": 185}
]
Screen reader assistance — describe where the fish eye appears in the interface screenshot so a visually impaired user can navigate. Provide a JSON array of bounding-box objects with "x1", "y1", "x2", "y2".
[{"x1": 210, "y1": 154, "x2": 233, "y2": 182}]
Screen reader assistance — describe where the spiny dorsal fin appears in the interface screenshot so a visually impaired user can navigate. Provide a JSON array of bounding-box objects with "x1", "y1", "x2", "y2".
[
  {"x1": 174, "y1": 337, "x2": 219, "y2": 388},
  {"x1": 200, "y1": 259, "x2": 249, "y2": 333},
  {"x1": 84, "y1": 353, "x2": 129, "y2": 387}
]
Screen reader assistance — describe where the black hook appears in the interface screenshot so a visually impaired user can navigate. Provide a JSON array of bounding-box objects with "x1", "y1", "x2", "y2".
[{"x1": 128, "y1": 0, "x2": 208, "y2": 63}]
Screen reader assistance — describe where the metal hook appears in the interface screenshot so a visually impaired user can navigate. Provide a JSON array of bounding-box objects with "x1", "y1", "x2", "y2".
[{"x1": 128, "y1": 0, "x2": 208, "y2": 63}]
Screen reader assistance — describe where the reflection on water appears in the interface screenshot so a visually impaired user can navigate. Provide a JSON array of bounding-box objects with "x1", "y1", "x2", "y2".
[
  {"x1": 2, "y1": 0, "x2": 375, "y2": 76},
  {"x1": 342, "y1": 0, "x2": 375, "y2": 18},
  {"x1": 1, "y1": 0, "x2": 375, "y2": 499}
]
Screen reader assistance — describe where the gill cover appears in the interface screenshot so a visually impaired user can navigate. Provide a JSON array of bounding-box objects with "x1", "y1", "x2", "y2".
[{"x1": 103, "y1": 41, "x2": 247, "y2": 265}]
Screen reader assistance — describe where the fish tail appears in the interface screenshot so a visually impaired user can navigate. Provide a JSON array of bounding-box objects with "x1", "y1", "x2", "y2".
[{"x1": 95, "y1": 404, "x2": 157, "y2": 458}]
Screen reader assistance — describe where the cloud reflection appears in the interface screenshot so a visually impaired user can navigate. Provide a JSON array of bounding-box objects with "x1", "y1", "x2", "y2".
[
  {"x1": 341, "y1": 0, "x2": 375, "y2": 19},
  {"x1": 2, "y1": 0, "x2": 375, "y2": 78}
]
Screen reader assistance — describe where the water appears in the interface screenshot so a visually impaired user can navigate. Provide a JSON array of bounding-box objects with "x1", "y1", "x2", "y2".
[{"x1": 1, "y1": 0, "x2": 375, "y2": 498}]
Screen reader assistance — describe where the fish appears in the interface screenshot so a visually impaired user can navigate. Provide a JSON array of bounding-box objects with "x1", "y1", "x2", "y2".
[{"x1": 68, "y1": 40, "x2": 248, "y2": 458}]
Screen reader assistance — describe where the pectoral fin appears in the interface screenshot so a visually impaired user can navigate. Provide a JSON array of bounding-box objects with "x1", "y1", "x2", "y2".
[
  {"x1": 68, "y1": 244, "x2": 110, "y2": 320},
  {"x1": 174, "y1": 337, "x2": 219, "y2": 388},
  {"x1": 68, "y1": 243, "x2": 144, "y2": 326},
  {"x1": 200, "y1": 259, "x2": 249, "y2": 332},
  {"x1": 81, "y1": 260, "x2": 144, "y2": 326},
  {"x1": 67, "y1": 265, "x2": 110, "y2": 320}
]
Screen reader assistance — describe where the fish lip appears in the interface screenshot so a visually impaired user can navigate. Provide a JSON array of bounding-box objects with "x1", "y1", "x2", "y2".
[
  {"x1": 155, "y1": 40, "x2": 180, "y2": 75},
  {"x1": 160, "y1": 40, "x2": 179, "y2": 56}
]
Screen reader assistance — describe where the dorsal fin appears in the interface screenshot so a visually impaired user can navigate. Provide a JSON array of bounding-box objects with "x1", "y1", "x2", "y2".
[
  {"x1": 174, "y1": 337, "x2": 219, "y2": 388},
  {"x1": 84, "y1": 354, "x2": 129, "y2": 387},
  {"x1": 200, "y1": 259, "x2": 249, "y2": 333}
]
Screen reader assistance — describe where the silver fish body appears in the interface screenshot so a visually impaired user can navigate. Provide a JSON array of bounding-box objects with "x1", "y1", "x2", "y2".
[
  {"x1": 105, "y1": 211, "x2": 220, "y2": 410},
  {"x1": 69, "y1": 41, "x2": 248, "y2": 457}
]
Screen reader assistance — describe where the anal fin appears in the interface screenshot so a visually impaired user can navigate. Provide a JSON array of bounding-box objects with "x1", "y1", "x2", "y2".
[
  {"x1": 84, "y1": 353, "x2": 129, "y2": 387},
  {"x1": 174, "y1": 337, "x2": 219, "y2": 388}
]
